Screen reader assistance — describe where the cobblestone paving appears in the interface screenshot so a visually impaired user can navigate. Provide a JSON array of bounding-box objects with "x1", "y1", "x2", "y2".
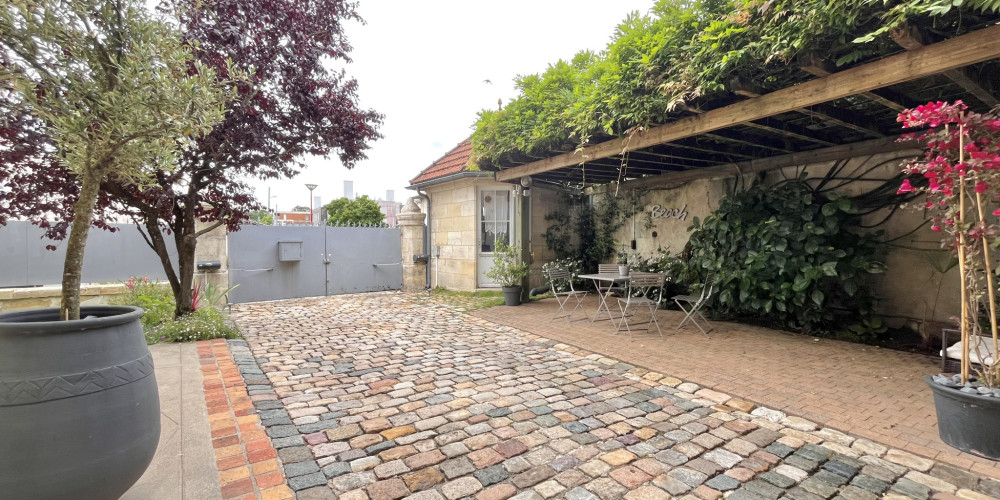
[{"x1": 231, "y1": 293, "x2": 1000, "y2": 500}]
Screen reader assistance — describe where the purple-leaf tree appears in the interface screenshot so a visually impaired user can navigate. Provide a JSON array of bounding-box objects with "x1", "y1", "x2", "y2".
[{"x1": 1, "y1": 0, "x2": 382, "y2": 318}]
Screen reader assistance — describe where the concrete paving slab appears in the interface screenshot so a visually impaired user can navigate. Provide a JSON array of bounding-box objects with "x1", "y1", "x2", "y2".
[{"x1": 122, "y1": 343, "x2": 220, "y2": 500}]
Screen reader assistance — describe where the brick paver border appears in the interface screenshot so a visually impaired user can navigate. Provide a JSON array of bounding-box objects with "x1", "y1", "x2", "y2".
[{"x1": 198, "y1": 339, "x2": 294, "y2": 500}]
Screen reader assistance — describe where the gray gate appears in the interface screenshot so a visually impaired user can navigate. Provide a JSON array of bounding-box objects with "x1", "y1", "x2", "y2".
[{"x1": 227, "y1": 225, "x2": 402, "y2": 303}]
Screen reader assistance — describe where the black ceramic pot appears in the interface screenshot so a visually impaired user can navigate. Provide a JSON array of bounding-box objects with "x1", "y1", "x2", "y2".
[
  {"x1": 925, "y1": 375, "x2": 1000, "y2": 461},
  {"x1": 0, "y1": 306, "x2": 160, "y2": 499},
  {"x1": 502, "y1": 286, "x2": 522, "y2": 306}
]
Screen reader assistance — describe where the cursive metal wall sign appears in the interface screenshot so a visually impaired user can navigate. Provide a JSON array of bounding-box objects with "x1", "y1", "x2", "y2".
[{"x1": 648, "y1": 204, "x2": 688, "y2": 221}]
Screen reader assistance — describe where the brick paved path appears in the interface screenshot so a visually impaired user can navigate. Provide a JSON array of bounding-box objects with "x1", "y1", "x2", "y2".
[
  {"x1": 231, "y1": 293, "x2": 1000, "y2": 500},
  {"x1": 474, "y1": 296, "x2": 1000, "y2": 477}
]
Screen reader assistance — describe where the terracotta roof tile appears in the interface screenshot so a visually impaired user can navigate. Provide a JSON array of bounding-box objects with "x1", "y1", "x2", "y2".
[{"x1": 409, "y1": 138, "x2": 473, "y2": 185}]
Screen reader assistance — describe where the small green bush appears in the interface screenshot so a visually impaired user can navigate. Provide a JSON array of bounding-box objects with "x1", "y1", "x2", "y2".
[
  {"x1": 112, "y1": 276, "x2": 240, "y2": 344},
  {"x1": 111, "y1": 277, "x2": 174, "y2": 332},
  {"x1": 149, "y1": 307, "x2": 240, "y2": 344}
]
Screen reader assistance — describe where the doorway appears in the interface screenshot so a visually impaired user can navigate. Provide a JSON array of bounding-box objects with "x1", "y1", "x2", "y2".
[{"x1": 476, "y1": 188, "x2": 514, "y2": 287}]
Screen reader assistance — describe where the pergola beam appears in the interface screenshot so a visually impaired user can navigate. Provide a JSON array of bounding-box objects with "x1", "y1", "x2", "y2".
[
  {"x1": 891, "y1": 25, "x2": 999, "y2": 107},
  {"x1": 733, "y1": 77, "x2": 881, "y2": 139},
  {"x1": 793, "y1": 106, "x2": 884, "y2": 138},
  {"x1": 586, "y1": 136, "x2": 920, "y2": 194},
  {"x1": 799, "y1": 55, "x2": 913, "y2": 112},
  {"x1": 495, "y1": 24, "x2": 1000, "y2": 183},
  {"x1": 741, "y1": 120, "x2": 839, "y2": 147}
]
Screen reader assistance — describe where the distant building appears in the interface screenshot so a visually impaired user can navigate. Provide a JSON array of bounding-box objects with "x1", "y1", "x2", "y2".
[
  {"x1": 274, "y1": 210, "x2": 310, "y2": 225},
  {"x1": 378, "y1": 201, "x2": 402, "y2": 227}
]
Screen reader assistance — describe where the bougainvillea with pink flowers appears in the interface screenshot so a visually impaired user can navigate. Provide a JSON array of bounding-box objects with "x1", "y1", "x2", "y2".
[{"x1": 898, "y1": 101, "x2": 1000, "y2": 385}]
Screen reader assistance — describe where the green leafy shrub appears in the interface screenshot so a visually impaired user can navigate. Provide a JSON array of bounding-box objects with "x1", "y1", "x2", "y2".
[
  {"x1": 112, "y1": 276, "x2": 240, "y2": 344},
  {"x1": 111, "y1": 277, "x2": 174, "y2": 332},
  {"x1": 683, "y1": 177, "x2": 888, "y2": 341},
  {"x1": 486, "y1": 238, "x2": 529, "y2": 287},
  {"x1": 150, "y1": 307, "x2": 240, "y2": 344},
  {"x1": 470, "y1": 0, "x2": 999, "y2": 170}
]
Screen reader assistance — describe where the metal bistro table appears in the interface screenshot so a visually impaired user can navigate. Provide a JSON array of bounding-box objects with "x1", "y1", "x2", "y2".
[{"x1": 578, "y1": 272, "x2": 631, "y2": 324}]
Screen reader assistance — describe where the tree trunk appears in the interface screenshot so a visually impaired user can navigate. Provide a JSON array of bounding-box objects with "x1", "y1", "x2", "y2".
[
  {"x1": 61, "y1": 174, "x2": 101, "y2": 321},
  {"x1": 174, "y1": 233, "x2": 197, "y2": 318},
  {"x1": 142, "y1": 217, "x2": 182, "y2": 301},
  {"x1": 172, "y1": 196, "x2": 199, "y2": 319}
]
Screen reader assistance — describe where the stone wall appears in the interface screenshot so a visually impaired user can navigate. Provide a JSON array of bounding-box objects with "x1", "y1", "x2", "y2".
[
  {"x1": 528, "y1": 150, "x2": 961, "y2": 334},
  {"x1": 0, "y1": 283, "x2": 127, "y2": 313},
  {"x1": 398, "y1": 198, "x2": 428, "y2": 292},
  {"x1": 424, "y1": 178, "x2": 479, "y2": 291},
  {"x1": 193, "y1": 221, "x2": 229, "y2": 290}
]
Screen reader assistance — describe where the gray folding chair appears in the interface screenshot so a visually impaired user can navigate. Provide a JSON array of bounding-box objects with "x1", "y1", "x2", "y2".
[
  {"x1": 597, "y1": 263, "x2": 626, "y2": 297},
  {"x1": 673, "y1": 282, "x2": 714, "y2": 337},
  {"x1": 615, "y1": 272, "x2": 666, "y2": 340},
  {"x1": 545, "y1": 268, "x2": 589, "y2": 322}
]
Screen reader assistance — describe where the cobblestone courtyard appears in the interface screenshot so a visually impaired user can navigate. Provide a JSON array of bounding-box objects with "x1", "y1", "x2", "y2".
[{"x1": 230, "y1": 293, "x2": 1000, "y2": 500}]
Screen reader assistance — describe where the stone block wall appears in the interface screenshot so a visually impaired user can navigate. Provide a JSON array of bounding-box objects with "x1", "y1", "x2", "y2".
[
  {"x1": 0, "y1": 284, "x2": 127, "y2": 313},
  {"x1": 425, "y1": 178, "x2": 481, "y2": 291},
  {"x1": 193, "y1": 221, "x2": 229, "y2": 290}
]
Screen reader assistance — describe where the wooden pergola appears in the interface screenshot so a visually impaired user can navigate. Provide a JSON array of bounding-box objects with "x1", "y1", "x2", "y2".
[{"x1": 490, "y1": 25, "x2": 1000, "y2": 190}]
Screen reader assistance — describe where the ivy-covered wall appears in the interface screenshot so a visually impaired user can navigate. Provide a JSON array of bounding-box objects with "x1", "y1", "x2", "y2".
[{"x1": 530, "y1": 150, "x2": 961, "y2": 336}]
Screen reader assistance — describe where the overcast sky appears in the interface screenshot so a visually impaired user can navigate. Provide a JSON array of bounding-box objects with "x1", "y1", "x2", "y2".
[{"x1": 253, "y1": 0, "x2": 654, "y2": 212}]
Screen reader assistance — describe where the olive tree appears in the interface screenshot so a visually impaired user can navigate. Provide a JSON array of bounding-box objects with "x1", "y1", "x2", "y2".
[{"x1": 1, "y1": 0, "x2": 232, "y2": 319}]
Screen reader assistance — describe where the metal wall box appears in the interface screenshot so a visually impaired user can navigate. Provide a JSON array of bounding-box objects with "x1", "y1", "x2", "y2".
[
  {"x1": 277, "y1": 240, "x2": 303, "y2": 262},
  {"x1": 413, "y1": 254, "x2": 429, "y2": 264},
  {"x1": 197, "y1": 261, "x2": 222, "y2": 271}
]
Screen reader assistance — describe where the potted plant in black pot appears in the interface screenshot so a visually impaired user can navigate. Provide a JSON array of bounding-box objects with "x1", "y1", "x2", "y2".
[
  {"x1": 0, "y1": 1, "x2": 232, "y2": 497},
  {"x1": 487, "y1": 237, "x2": 529, "y2": 306},
  {"x1": 897, "y1": 101, "x2": 1000, "y2": 460}
]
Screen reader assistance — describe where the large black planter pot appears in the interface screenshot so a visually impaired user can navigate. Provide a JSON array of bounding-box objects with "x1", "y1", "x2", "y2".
[
  {"x1": 0, "y1": 306, "x2": 160, "y2": 499},
  {"x1": 925, "y1": 375, "x2": 1000, "y2": 460},
  {"x1": 502, "y1": 286, "x2": 522, "y2": 306}
]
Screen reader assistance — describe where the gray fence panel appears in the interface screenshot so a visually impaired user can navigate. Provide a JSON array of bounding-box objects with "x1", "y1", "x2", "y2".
[
  {"x1": 0, "y1": 221, "x2": 177, "y2": 287},
  {"x1": 326, "y1": 226, "x2": 402, "y2": 295},
  {"x1": 227, "y1": 225, "x2": 327, "y2": 303},
  {"x1": 0, "y1": 223, "x2": 29, "y2": 286}
]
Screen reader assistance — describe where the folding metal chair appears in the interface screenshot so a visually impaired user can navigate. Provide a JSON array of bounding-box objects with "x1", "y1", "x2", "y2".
[
  {"x1": 615, "y1": 272, "x2": 666, "y2": 340},
  {"x1": 597, "y1": 263, "x2": 626, "y2": 298},
  {"x1": 673, "y1": 282, "x2": 714, "y2": 337},
  {"x1": 545, "y1": 268, "x2": 589, "y2": 322}
]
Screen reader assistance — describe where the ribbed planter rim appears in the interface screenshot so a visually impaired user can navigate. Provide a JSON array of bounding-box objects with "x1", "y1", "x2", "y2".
[{"x1": 0, "y1": 306, "x2": 143, "y2": 334}]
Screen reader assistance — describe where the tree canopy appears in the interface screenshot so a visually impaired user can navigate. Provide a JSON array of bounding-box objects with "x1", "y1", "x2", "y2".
[
  {"x1": 2, "y1": 0, "x2": 383, "y2": 317},
  {"x1": 471, "y1": 0, "x2": 1000, "y2": 171},
  {"x1": 1, "y1": 0, "x2": 231, "y2": 319},
  {"x1": 324, "y1": 195, "x2": 385, "y2": 226}
]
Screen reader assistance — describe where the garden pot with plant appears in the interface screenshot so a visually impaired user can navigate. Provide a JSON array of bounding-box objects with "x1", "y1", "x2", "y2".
[
  {"x1": 487, "y1": 237, "x2": 530, "y2": 306},
  {"x1": 0, "y1": 0, "x2": 233, "y2": 496},
  {"x1": 898, "y1": 101, "x2": 1000, "y2": 460},
  {"x1": 617, "y1": 251, "x2": 630, "y2": 276}
]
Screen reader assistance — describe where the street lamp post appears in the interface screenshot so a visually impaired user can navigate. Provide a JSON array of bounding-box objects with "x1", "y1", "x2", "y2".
[{"x1": 305, "y1": 183, "x2": 318, "y2": 225}]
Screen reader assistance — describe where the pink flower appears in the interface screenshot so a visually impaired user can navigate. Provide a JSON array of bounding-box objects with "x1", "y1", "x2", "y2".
[
  {"x1": 976, "y1": 181, "x2": 988, "y2": 194},
  {"x1": 898, "y1": 179, "x2": 915, "y2": 194},
  {"x1": 931, "y1": 225, "x2": 941, "y2": 232},
  {"x1": 993, "y1": 209, "x2": 1000, "y2": 216}
]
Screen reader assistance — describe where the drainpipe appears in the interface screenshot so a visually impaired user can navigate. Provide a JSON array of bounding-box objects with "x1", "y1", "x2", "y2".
[{"x1": 415, "y1": 190, "x2": 432, "y2": 290}]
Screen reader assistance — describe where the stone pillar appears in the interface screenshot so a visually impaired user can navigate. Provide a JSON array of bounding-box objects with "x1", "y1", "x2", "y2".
[
  {"x1": 193, "y1": 221, "x2": 229, "y2": 290},
  {"x1": 398, "y1": 198, "x2": 428, "y2": 292}
]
